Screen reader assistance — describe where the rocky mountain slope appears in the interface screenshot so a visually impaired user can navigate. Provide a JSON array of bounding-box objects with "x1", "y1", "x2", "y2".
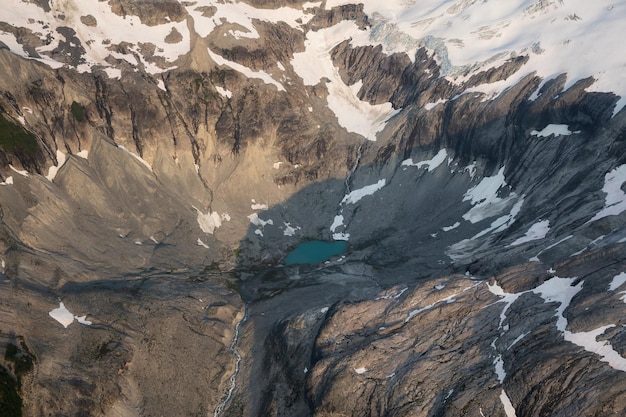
[{"x1": 0, "y1": 0, "x2": 625, "y2": 416}]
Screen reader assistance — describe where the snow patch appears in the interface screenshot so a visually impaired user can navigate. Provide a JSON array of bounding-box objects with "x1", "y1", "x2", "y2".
[
  {"x1": 500, "y1": 390, "x2": 517, "y2": 417},
  {"x1": 187, "y1": 0, "x2": 313, "y2": 39},
  {"x1": 251, "y1": 201, "x2": 269, "y2": 210},
  {"x1": 442, "y1": 222, "x2": 460, "y2": 232},
  {"x1": 104, "y1": 67, "x2": 122, "y2": 79},
  {"x1": 330, "y1": 215, "x2": 345, "y2": 232},
  {"x1": 282, "y1": 222, "x2": 300, "y2": 237},
  {"x1": 401, "y1": 149, "x2": 448, "y2": 172},
  {"x1": 492, "y1": 276, "x2": 626, "y2": 373},
  {"x1": 2, "y1": 0, "x2": 192, "y2": 73},
  {"x1": 291, "y1": 21, "x2": 398, "y2": 140},
  {"x1": 493, "y1": 356, "x2": 506, "y2": 383},
  {"x1": 333, "y1": 231, "x2": 350, "y2": 241},
  {"x1": 487, "y1": 281, "x2": 523, "y2": 327},
  {"x1": 471, "y1": 198, "x2": 524, "y2": 240},
  {"x1": 76, "y1": 316, "x2": 93, "y2": 326},
  {"x1": 464, "y1": 162, "x2": 477, "y2": 180},
  {"x1": 509, "y1": 332, "x2": 529, "y2": 349},
  {"x1": 566, "y1": 325, "x2": 626, "y2": 372},
  {"x1": 216, "y1": 86, "x2": 233, "y2": 98},
  {"x1": 49, "y1": 302, "x2": 92, "y2": 328},
  {"x1": 532, "y1": 276, "x2": 583, "y2": 334},
  {"x1": 9, "y1": 165, "x2": 29, "y2": 177},
  {"x1": 453, "y1": 166, "x2": 524, "y2": 244},
  {"x1": 208, "y1": 49, "x2": 285, "y2": 91},
  {"x1": 197, "y1": 238, "x2": 210, "y2": 249},
  {"x1": 424, "y1": 99, "x2": 446, "y2": 110},
  {"x1": 588, "y1": 165, "x2": 626, "y2": 223},
  {"x1": 118, "y1": 145, "x2": 151, "y2": 170},
  {"x1": 609, "y1": 272, "x2": 626, "y2": 292},
  {"x1": 341, "y1": 179, "x2": 386, "y2": 205},
  {"x1": 326, "y1": 80, "x2": 399, "y2": 140},
  {"x1": 510, "y1": 220, "x2": 550, "y2": 246},
  {"x1": 46, "y1": 149, "x2": 67, "y2": 181},
  {"x1": 328, "y1": 211, "x2": 350, "y2": 240},
  {"x1": 462, "y1": 167, "x2": 515, "y2": 224},
  {"x1": 354, "y1": 367, "x2": 367, "y2": 374},
  {"x1": 195, "y1": 207, "x2": 229, "y2": 235},
  {"x1": 49, "y1": 302, "x2": 75, "y2": 328},
  {"x1": 376, "y1": 287, "x2": 408, "y2": 300},
  {"x1": 302, "y1": 1, "x2": 322, "y2": 10},
  {"x1": 531, "y1": 124, "x2": 577, "y2": 137},
  {"x1": 248, "y1": 213, "x2": 273, "y2": 228}
]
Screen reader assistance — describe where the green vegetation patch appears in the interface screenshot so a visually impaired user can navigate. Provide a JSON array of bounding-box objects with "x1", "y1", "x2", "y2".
[
  {"x1": 0, "y1": 112, "x2": 38, "y2": 157},
  {"x1": 70, "y1": 101, "x2": 86, "y2": 122},
  {"x1": 0, "y1": 365, "x2": 22, "y2": 417},
  {"x1": 4, "y1": 342, "x2": 34, "y2": 382},
  {"x1": 0, "y1": 338, "x2": 35, "y2": 416}
]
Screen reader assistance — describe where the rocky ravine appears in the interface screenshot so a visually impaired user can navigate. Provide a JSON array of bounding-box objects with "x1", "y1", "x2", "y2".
[{"x1": 0, "y1": 1, "x2": 626, "y2": 416}]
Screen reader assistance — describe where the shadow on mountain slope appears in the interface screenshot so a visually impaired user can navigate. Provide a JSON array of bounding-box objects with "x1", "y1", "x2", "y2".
[
  {"x1": 225, "y1": 80, "x2": 626, "y2": 416},
  {"x1": 0, "y1": 54, "x2": 625, "y2": 416}
]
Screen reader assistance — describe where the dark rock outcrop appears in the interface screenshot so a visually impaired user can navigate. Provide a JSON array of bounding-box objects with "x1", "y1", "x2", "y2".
[{"x1": 0, "y1": 1, "x2": 625, "y2": 416}]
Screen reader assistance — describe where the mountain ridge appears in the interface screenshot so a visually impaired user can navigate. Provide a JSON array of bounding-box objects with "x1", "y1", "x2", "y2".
[{"x1": 0, "y1": 1, "x2": 626, "y2": 416}]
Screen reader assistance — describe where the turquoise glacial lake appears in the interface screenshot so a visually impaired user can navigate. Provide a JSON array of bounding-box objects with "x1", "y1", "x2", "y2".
[{"x1": 284, "y1": 240, "x2": 347, "y2": 265}]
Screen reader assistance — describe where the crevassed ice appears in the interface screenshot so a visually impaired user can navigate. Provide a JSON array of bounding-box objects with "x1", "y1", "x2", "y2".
[{"x1": 324, "y1": 0, "x2": 626, "y2": 114}]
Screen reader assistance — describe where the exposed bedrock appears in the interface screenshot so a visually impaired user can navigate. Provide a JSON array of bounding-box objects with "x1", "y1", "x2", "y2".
[{"x1": 0, "y1": 5, "x2": 625, "y2": 416}]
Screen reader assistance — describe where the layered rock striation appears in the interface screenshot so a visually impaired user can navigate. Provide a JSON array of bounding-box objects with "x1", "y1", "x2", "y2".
[{"x1": 0, "y1": 1, "x2": 625, "y2": 416}]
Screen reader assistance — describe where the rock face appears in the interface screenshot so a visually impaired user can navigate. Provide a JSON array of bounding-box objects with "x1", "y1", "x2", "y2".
[
  {"x1": 2, "y1": 271, "x2": 243, "y2": 417},
  {"x1": 0, "y1": 1, "x2": 625, "y2": 416}
]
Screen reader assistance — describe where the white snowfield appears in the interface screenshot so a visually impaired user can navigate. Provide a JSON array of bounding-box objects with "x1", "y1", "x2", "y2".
[
  {"x1": 325, "y1": 0, "x2": 626, "y2": 116},
  {"x1": 291, "y1": 22, "x2": 399, "y2": 140},
  {"x1": 1, "y1": 0, "x2": 623, "y2": 145}
]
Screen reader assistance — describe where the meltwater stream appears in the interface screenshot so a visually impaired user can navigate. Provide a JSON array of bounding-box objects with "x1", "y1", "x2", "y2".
[{"x1": 213, "y1": 302, "x2": 250, "y2": 417}]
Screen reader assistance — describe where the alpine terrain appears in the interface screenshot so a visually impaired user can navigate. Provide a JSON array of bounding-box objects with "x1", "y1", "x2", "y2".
[{"x1": 0, "y1": 0, "x2": 626, "y2": 416}]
